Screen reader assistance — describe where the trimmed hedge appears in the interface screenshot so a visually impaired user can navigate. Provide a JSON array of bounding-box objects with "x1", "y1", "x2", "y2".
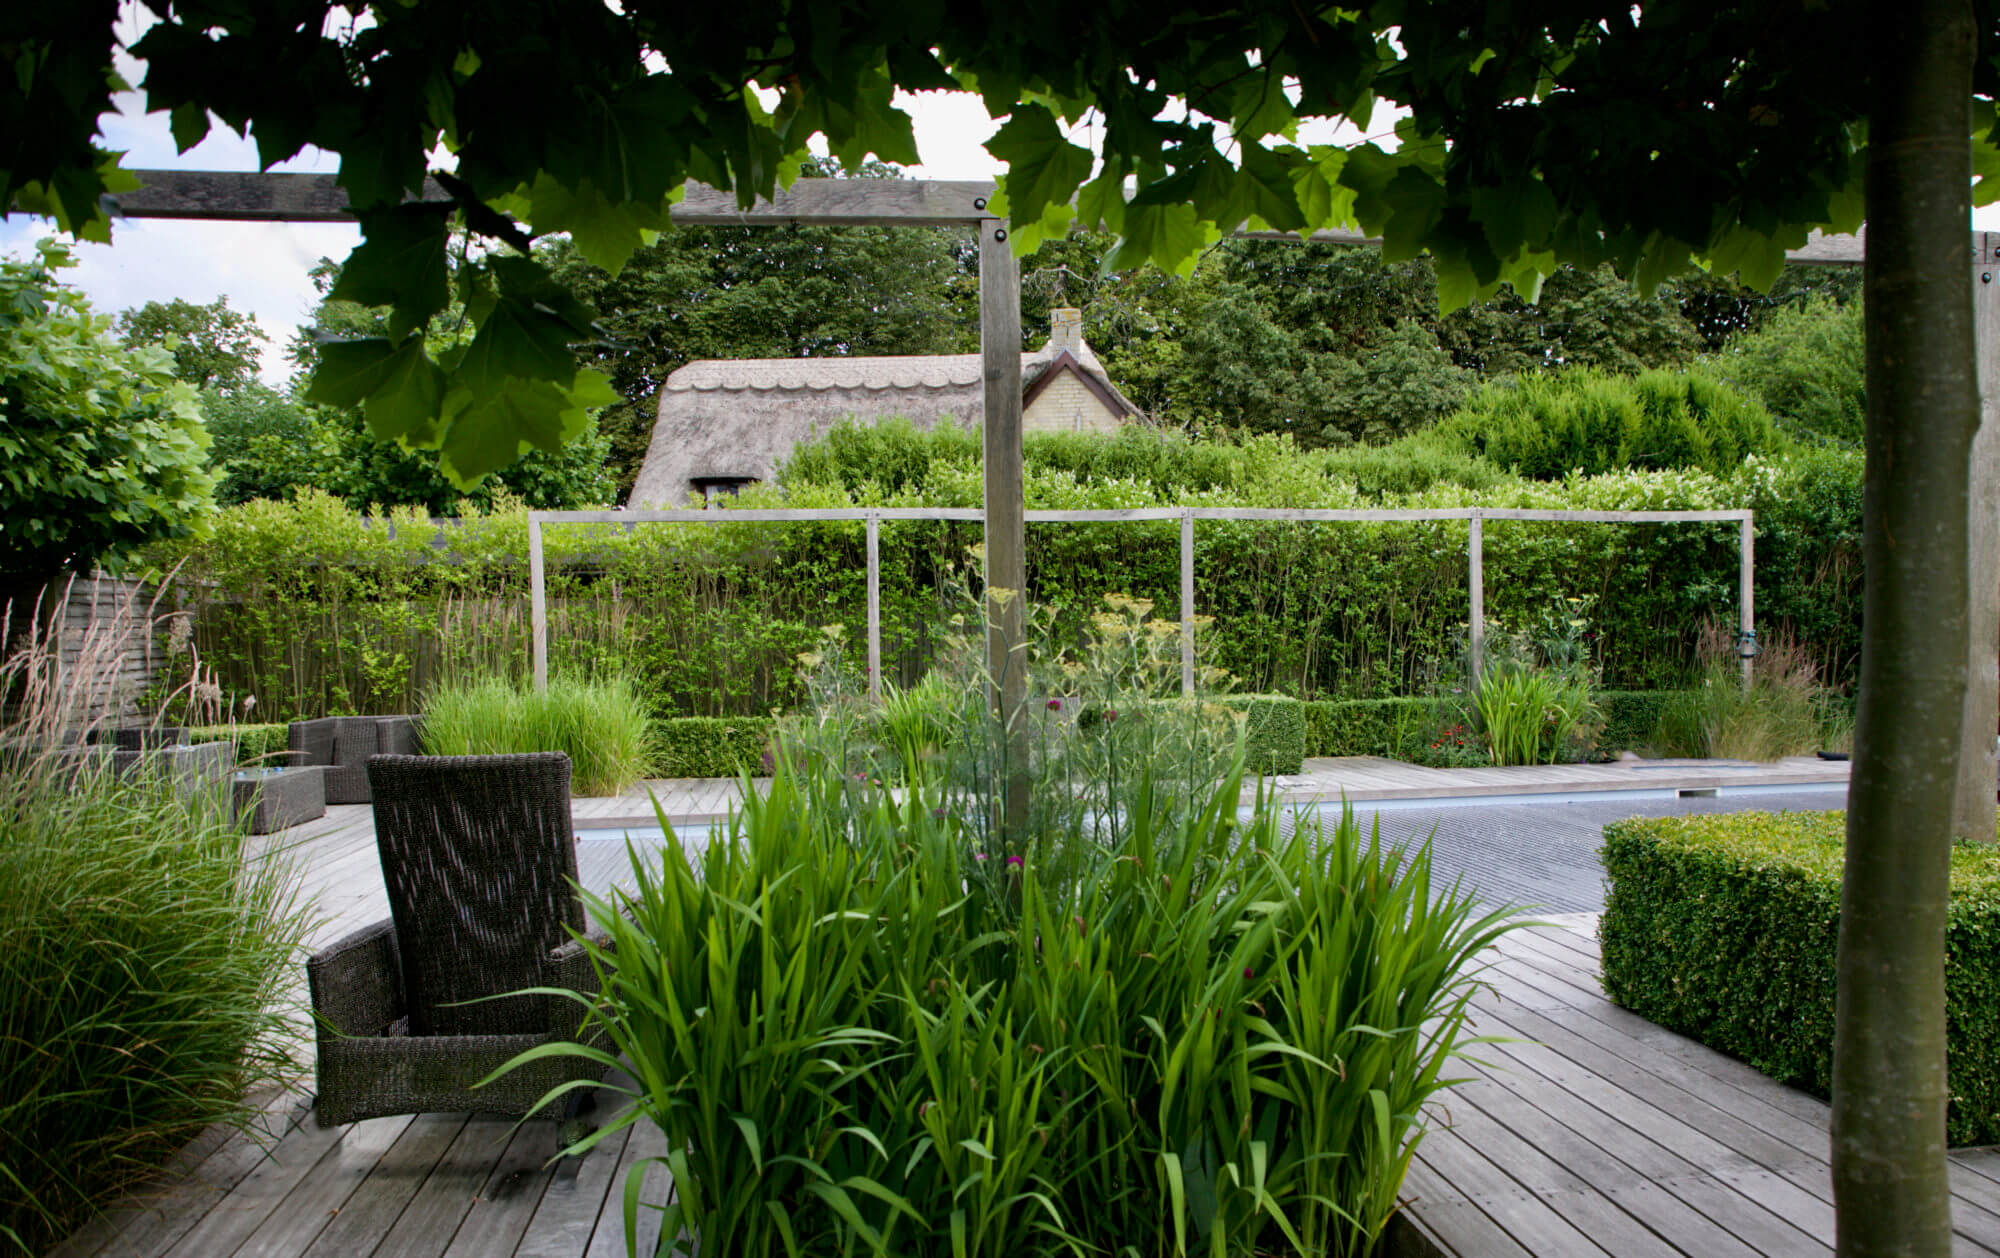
[
  {"x1": 1302, "y1": 698, "x2": 1449, "y2": 761},
  {"x1": 1601, "y1": 811, "x2": 2000, "y2": 1147},
  {"x1": 1596, "y1": 690, "x2": 1682, "y2": 754},
  {"x1": 186, "y1": 723, "x2": 291, "y2": 765},
  {"x1": 656, "y1": 716, "x2": 775, "y2": 779},
  {"x1": 1301, "y1": 690, "x2": 1686, "y2": 764},
  {"x1": 1218, "y1": 694, "x2": 1306, "y2": 775}
]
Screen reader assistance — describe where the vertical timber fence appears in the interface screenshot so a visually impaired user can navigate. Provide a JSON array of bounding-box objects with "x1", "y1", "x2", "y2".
[{"x1": 528, "y1": 506, "x2": 1756, "y2": 699}]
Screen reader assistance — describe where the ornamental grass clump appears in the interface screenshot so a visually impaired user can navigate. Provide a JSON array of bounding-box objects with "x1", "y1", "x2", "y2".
[
  {"x1": 1651, "y1": 619, "x2": 1830, "y2": 760},
  {"x1": 419, "y1": 672, "x2": 653, "y2": 795},
  {"x1": 1471, "y1": 597, "x2": 1602, "y2": 765},
  {"x1": 523, "y1": 748, "x2": 1514, "y2": 1257},
  {"x1": 0, "y1": 609, "x2": 311, "y2": 1255}
]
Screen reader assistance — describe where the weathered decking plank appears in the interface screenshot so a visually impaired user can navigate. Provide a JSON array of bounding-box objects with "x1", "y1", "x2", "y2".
[
  {"x1": 224, "y1": 1114, "x2": 413, "y2": 1257},
  {"x1": 294, "y1": 1114, "x2": 471, "y2": 1258},
  {"x1": 368, "y1": 1115, "x2": 519, "y2": 1258}
]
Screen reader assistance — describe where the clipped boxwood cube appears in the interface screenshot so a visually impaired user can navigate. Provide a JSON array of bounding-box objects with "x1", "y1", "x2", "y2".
[
  {"x1": 655, "y1": 716, "x2": 776, "y2": 779},
  {"x1": 1601, "y1": 810, "x2": 2000, "y2": 1147},
  {"x1": 1218, "y1": 694, "x2": 1306, "y2": 776}
]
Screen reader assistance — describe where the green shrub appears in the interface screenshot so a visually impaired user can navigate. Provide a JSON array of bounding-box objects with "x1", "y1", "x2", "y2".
[
  {"x1": 1601, "y1": 811, "x2": 2000, "y2": 1146},
  {"x1": 654, "y1": 716, "x2": 776, "y2": 778},
  {"x1": 186, "y1": 722, "x2": 290, "y2": 765},
  {"x1": 1410, "y1": 365, "x2": 1784, "y2": 480},
  {"x1": 1, "y1": 631, "x2": 309, "y2": 1253},
  {"x1": 1595, "y1": 690, "x2": 1679, "y2": 755},
  {"x1": 1219, "y1": 693, "x2": 1306, "y2": 774},
  {"x1": 525, "y1": 752, "x2": 1516, "y2": 1256},
  {"x1": 1303, "y1": 698, "x2": 1449, "y2": 759},
  {"x1": 419, "y1": 674, "x2": 654, "y2": 796},
  {"x1": 1706, "y1": 296, "x2": 1864, "y2": 445}
]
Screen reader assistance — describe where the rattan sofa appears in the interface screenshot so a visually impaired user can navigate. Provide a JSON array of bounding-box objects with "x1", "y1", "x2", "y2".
[
  {"x1": 307, "y1": 752, "x2": 612, "y2": 1127},
  {"x1": 286, "y1": 715, "x2": 421, "y2": 804}
]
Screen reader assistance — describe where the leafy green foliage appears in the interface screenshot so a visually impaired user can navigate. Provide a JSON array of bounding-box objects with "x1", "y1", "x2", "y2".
[
  {"x1": 1600, "y1": 810, "x2": 2000, "y2": 1146},
  {"x1": 1474, "y1": 662, "x2": 1598, "y2": 766},
  {"x1": 1705, "y1": 296, "x2": 1865, "y2": 445},
  {"x1": 1649, "y1": 623, "x2": 1834, "y2": 760},
  {"x1": 1218, "y1": 694, "x2": 1307, "y2": 776},
  {"x1": 0, "y1": 241, "x2": 214, "y2": 581},
  {"x1": 1410, "y1": 367, "x2": 1783, "y2": 480},
  {"x1": 654, "y1": 717, "x2": 776, "y2": 779},
  {"x1": 4, "y1": 2, "x2": 1899, "y2": 461},
  {"x1": 419, "y1": 674, "x2": 654, "y2": 797},
  {"x1": 115, "y1": 296, "x2": 266, "y2": 392},
  {"x1": 524, "y1": 749, "x2": 1515, "y2": 1255}
]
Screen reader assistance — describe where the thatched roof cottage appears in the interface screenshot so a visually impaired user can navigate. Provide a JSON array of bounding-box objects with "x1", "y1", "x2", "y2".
[{"x1": 629, "y1": 308, "x2": 1145, "y2": 506}]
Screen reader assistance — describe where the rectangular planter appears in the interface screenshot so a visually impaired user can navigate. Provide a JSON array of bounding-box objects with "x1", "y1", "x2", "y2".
[{"x1": 233, "y1": 765, "x2": 328, "y2": 834}]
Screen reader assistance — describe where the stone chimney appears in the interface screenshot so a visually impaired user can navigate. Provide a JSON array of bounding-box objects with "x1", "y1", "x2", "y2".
[{"x1": 1048, "y1": 307, "x2": 1083, "y2": 353}]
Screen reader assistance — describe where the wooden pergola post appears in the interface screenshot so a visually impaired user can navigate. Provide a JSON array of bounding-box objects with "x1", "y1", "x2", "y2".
[{"x1": 979, "y1": 213, "x2": 1029, "y2": 836}]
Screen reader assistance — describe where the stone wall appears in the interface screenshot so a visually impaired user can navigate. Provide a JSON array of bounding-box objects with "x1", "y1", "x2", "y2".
[{"x1": 1024, "y1": 370, "x2": 1126, "y2": 434}]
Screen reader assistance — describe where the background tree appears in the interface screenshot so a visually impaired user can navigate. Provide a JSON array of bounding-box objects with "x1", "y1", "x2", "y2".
[
  {"x1": 545, "y1": 159, "x2": 977, "y2": 496},
  {"x1": 0, "y1": 241, "x2": 213, "y2": 587},
  {"x1": 115, "y1": 296, "x2": 266, "y2": 392}
]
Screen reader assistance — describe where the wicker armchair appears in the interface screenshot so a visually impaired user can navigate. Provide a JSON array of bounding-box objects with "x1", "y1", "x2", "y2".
[
  {"x1": 287, "y1": 716, "x2": 421, "y2": 803},
  {"x1": 307, "y1": 752, "x2": 612, "y2": 1128}
]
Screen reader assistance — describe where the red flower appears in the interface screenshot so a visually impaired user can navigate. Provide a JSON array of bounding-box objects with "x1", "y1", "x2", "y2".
[{"x1": 1047, "y1": 698, "x2": 1063, "y2": 710}]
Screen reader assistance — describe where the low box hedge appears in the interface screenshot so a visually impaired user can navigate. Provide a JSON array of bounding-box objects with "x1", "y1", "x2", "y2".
[
  {"x1": 187, "y1": 723, "x2": 291, "y2": 765},
  {"x1": 1301, "y1": 698, "x2": 1454, "y2": 762},
  {"x1": 1217, "y1": 694, "x2": 1306, "y2": 776},
  {"x1": 1596, "y1": 689, "x2": 1682, "y2": 755},
  {"x1": 1301, "y1": 690, "x2": 1687, "y2": 765},
  {"x1": 1601, "y1": 810, "x2": 2000, "y2": 1146},
  {"x1": 655, "y1": 716, "x2": 775, "y2": 779}
]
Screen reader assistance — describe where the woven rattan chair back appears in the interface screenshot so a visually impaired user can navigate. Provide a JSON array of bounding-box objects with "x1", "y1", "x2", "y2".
[{"x1": 366, "y1": 752, "x2": 583, "y2": 1038}]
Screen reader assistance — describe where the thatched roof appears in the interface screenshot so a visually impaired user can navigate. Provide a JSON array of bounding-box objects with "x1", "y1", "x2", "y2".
[{"x1": 629, "y1": 310, "x2": 1143, "y2": 507}]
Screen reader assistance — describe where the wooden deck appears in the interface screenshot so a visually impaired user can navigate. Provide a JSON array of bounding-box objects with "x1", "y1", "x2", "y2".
[{"x1": 58, "y1": 757, "x2": 1957, "y2": 1258}]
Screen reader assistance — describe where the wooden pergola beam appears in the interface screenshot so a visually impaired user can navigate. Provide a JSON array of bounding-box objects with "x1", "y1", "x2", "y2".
[{"x1": 105, "y1": 170, "x2": 1869, "y2": 263}]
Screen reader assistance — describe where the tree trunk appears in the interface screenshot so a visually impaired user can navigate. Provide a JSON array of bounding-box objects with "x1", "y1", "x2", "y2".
[
  {"x1": 1955, "y1": 240, "x2": 1999, "y2": 843},
  {"x1": 1834, "y1": 3, "x2": 1976, "y2": 1253}
]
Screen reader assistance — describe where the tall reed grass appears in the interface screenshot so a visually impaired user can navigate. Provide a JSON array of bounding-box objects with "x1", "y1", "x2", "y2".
[
  {"x1": 518, "y1": 742, "x2": 1514, "y2": 1256},
  {"x1": 419, "y1": 673, "x2": 655, "y2": 796},
  {"x1": 1653, "y1": 620, "x2": 1830, "y2": 760},
  {"x1": 0, "y1": 597, "x2": 310, "y2": 1254}
]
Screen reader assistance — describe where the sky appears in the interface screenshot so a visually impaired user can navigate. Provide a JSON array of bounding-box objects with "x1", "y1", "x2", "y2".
[{"x1": 3, "y1": 37, "x2": 1993, "y2": 388}]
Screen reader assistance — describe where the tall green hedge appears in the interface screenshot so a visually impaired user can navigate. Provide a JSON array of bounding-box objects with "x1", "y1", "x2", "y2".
[
  {"x1": 1601, "y1": 811, "x2": 2000, "y2": 1146},
  {"x1": 145, "y1": 430, "x2": 1863, "y2": 722}
]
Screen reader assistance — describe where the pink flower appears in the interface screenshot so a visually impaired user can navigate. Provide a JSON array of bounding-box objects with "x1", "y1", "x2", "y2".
[
  {"x1": 1243, "y1": 967, "x2": 1255, "y2": 980},
  {"x1": 1047, "y1": 698, "x2": 1062, "y2": 710},
  {"x1": 1005, "y1": 855, "x2": 1024, "y2": 869},
  {"x1": 1104, "y1": 710, "x2": 1118, "y2": 723},
  {"x1": 974, "y1": 852, "x2": 989, "y2": 862}
]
